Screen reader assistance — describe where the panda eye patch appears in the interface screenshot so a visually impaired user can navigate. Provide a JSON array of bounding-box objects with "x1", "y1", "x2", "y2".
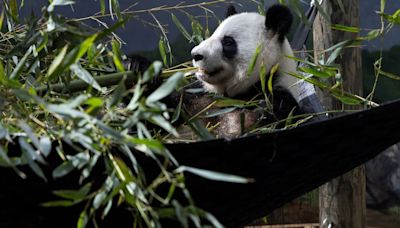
[
  {"x1": 221, "y1": 36, "x2": 237, "y2": 59},
  {"x1": 222, "y1": 36, "x2": 235, "y2": 46}
]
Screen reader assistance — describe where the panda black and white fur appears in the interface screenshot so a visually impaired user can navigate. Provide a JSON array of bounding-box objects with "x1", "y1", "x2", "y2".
[
  {"x1": 184, "y1": 4, "x2": 319, "y2": 137},
  {"x1": 191, "y1": 4, "x2": 299, "y2": 101},
  {"x1": 191, "y1": 5, "x2": 302, "y2": 109},
  {"x1": 130, "y1": 4, "x2": 322, "y2": 139}
]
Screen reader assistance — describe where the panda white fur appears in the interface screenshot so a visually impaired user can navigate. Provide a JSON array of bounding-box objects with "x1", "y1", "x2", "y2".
[{"x1": 191, "y1": 4, "x2": 302, "y2": 103}]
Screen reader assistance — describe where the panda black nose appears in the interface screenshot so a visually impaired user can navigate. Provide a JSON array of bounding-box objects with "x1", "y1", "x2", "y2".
[{"x1": 193, "y1": 54, "x2": 204, "y2": 62}]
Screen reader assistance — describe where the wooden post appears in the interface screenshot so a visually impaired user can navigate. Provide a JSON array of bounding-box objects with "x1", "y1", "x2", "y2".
[{"x1": 313, "y1": 0, "x2": 366, "y2": 227}]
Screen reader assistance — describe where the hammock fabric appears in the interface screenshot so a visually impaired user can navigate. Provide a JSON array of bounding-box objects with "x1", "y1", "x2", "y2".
[
  {"x1": 164, "y1": 99, "x2": 400, "y2": 227},
  {"x1": 1, "y1": 100, "x2": 400, "y2": 228}
]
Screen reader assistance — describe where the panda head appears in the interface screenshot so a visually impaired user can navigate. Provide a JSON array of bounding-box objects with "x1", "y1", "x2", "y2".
[{"x1": 191, "y1": 4, "x2": 299, "y2": 99}]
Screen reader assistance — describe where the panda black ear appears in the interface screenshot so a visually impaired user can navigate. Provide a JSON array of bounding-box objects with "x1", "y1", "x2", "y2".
[
  {"x1": 225, "y1": 4, "x2": 238, "y2": 18},
  {"x1": 265, "y1": 4, "x2": 293, "y2": 41}
]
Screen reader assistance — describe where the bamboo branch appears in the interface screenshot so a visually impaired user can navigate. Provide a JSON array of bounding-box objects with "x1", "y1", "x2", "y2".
[
  {"x1": 72, "y1": 0, "x2": 227, "y2": 22},
  {"x1": 36, "y1": 71, "x2": 135, "y2": 94}
]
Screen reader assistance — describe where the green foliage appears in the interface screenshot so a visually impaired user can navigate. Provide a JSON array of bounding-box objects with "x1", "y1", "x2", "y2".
[{"x1": 0, "y1": 0, "x2": 248, "y2": 227}]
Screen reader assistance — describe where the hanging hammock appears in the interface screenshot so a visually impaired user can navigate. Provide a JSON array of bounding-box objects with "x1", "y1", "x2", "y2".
[{"x1": 164, "y1": 99, "x2": 400, "y2": 226}]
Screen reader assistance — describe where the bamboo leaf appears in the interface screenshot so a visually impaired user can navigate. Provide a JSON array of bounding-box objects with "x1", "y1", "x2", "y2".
[
  {"x1": 0, "y1": 61, "x2": 21, "y2": 88},
  {"x1": 107, "y1": 78, "x2": 126, "y2": 108},
  {"x1": 100, "y1": 0, "x2": 106, "y2": 14},
  {"x1": 77, "y1": 210, "x2": 89, "y2": 228},
  {"x1": 77, "y1": 34, "x2": 98, "y2": 62},
  {"x1": 127, "y1": 82, "x2": 143, "y2": 110},
  {"x1": 47, "y1": 45, "x2": 68, "y2": 77},
  {"x1": 47, "y1": 46, "x2": 79, "y2": 80},
  {"x1": 146, "y1": 72, "x2": 183, "y2": 104},
  {"x1": 39, "y1": 136, "x2": 52, "y2": 157},
  {"x1": 41, "y1": 200, "x2": 77, "y2": 207},
  {"x1": 111, "y1": 156, "x2": 135, "y2": 183},
  {"x1": 247, "y1": 43, "x2": 262, "y2": 77},
  {"x1": 172, "y1": 200, "x2": 188, "y2": 228},
  {"x1": 322, "y1": 39, "x2": 354, "y2": 54},
  {"x1": 332, "y1": 92, "x2": 362, "y2": 105},
  {"x1": 0, "y1": 10, "x2": 4, "y2": 31},
  {"x1": 259, "y1": 62, "x2": 267, "y2": 94},
  {"x1": 214, "y1": 97, "x2": 257, "y2": 108},
  {"x1": 201, "y1": 210, "x2": 224, "y2": 228},
  {"x1": 17, "y1": 124, "x2": 43, "y2": 163},
  {"x1": 299, "y1": 66, "x2": 335, "y2": 78},
  {"x1": 172, "y1": 14, "x2": 191, "y2": 41},
  {"x1": 359, "y1": 29, "x2": 381, "y2": 41},
  {"x1": 94, "y1": 18, "x2": 127, "y2": 42},
  {"x1": 268, "y1": 63, "x2": 279, "y2": 94},
  {"x1": 93, "y1": 190, "x2": 107, "y2": 210},
  {"x1": 47, "y1": 0, "x2": 75, "y2": 12},
  {"x1": 201, "y1": 107, "x2": 236, "y2": 118},
  {"x1": 392, "y1": 9, "x2": 400, "y2": 24},
  {"x1": 171, "y1": 94, "x2": 183, "y2": 123},
  {"x1": 9, "y1": 0, "x2": 19, "y2": 22},
  {"x1": 143, "y1": 61, "x2": 163, "y2": 83},
  {"x1": 81, "y1": 153, "x2": 100, "y2": 180},
  {"x1": 53, "y1": 160, "x2": 75, "y2": 178},
  {"x1": 111, "y1": 40, "x2": 125, "y2": 72},
  {"x1": 186, "y1": 117, "x2": 214, "y2": 140},
  {"x1": 331, "y1": 24, "x2": 360, "y2": 33},
  {"x1": 53, "y1": 183, "x2": 92, "y2": 201},
  {"x1": 381, "y1": 0, "x2": 386, "y2": 13},
  {"x1": 36, "y1": 32, "x2": 48, "y2": 52},
  {"x1": 52, "y1": 152, "x2": 90, "y2": 179},
  {"x1": 26, "y1": 158, "x2": 48, "y2": 182},
  {"x1": 47, "y1": 34, "x2": 98, "y2": 80},
  {"x1": 188, "y1": 15, "x2": 204, "y2": 44},
  {"x1": 0, "y1": 145, "x2": 12, "y2": 167},
  {"x1": 110, "y1": 0, "x2": 122, "y2": 20},
  {"x1": 96, "y1": 121, "x2": 124, "y2": 141},
  {"x1": 159, "y1": 36, "x2": 168, "y2": 66},
  {"x1": 129, "y1": 138, "x2": 165, "y2": 152},
  {"x1": 70, "y1": 63, "x2": 105, "y2": 93},
  {"x1": 85, "y1": 97, "x2": 104, "y2": 114},
  {"x1": 326, "y1": 47, "x2": 343, "y2": 64},
  {"x1": 175, "y1": 166, "x2": 254, "y2": 184},
  {"x1": 10, "y1": 46, "x2": 33, "y2": 80},
  {"x1": 378, "y1": 69, "x2": 400, "y2": 80},
  {"x1": 149, "y1": 115, "x2": 178, "y2": 136}
]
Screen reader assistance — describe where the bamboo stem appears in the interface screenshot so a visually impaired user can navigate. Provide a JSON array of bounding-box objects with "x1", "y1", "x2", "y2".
[
  {"x1": 36, "y1": 71, "x2": 135, "y2": 94},
  {"x1": 72, "y1": 0, "x2": 227, "y2": 22}
]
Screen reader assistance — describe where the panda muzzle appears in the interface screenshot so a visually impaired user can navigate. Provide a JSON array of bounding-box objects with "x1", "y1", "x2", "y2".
[{"x1": 198, "y1": 67, "x2": 223, "y2": 77}]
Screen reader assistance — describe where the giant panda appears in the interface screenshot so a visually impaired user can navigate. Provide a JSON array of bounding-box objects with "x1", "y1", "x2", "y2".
[
  {"x1": 184, "y1": 4, "x2": 323, "y2": 138},
  {"x1": 130, "y1": 4, "x2": 323, "y2": 139}
]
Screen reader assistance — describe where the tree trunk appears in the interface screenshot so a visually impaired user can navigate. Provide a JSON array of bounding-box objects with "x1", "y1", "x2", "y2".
[{"x1": 313, "y1": 0, "x2": 366, "y2": 227}]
